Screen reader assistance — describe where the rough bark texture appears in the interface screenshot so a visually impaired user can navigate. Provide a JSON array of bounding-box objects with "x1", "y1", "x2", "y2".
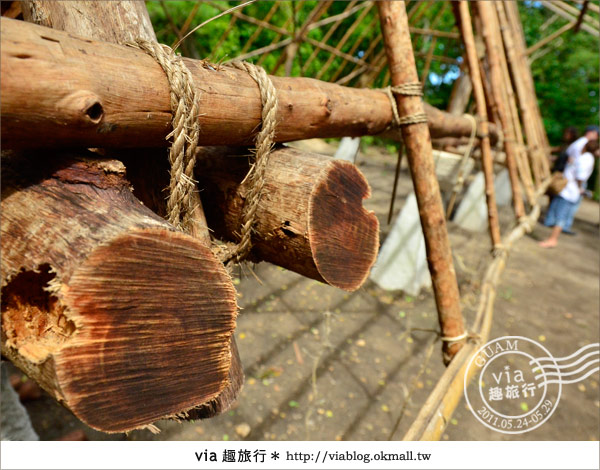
[
  {"x1": 377, "y1": 1, "x2": 465, "y2": 363},
  {"x1": 476, "y1": 1, "x2": 525, "y2": 219},
  {"x1": 0, "y1": 153, "x2": 238, "y2": 433},
  {"x1": 505, "y1": 2, "x2": 550, "y2": 180},
  {"x1": 21, "y1": 0, "x2": 156, "y2": 43},
  {"x1": 455, "y1": 1, "x2": 501, "y2": 248},
  {"x1": 194, "y1": 146, "x2": 379, "y2": 292},
  {"x1": 19, "y1": 0, "x2": 244, "y2": 421},
  {"x1": 1, "y1": 17, "x2": 499, "y2": 149}
]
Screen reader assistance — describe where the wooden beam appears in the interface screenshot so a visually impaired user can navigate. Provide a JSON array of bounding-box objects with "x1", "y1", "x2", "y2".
[
  {"x1": 455, "y1": 1, "x2": 501, "y2": 248},
  {"x1": 526, "y1": 20, "x2": 576, "y2": 55},
  {"x1": 195, "y1": 146, "x2": 379, "y2": 292},
  {"x1": 574, "y1": 0, "x2": 590, "y2": 33},
  {"x1": 1, "y1": 153, "x2": 238, "y2": 433},
  {"x1": 20, "y1": 0, "x2": 243, "y2": 421},
  {"x1": 377, "y1": 1, "x2": 466, "y2": 363},
  {"x1": 0, "y1": 17, "x2": 500, "y2": 149},
  {"x1": 476, "y1": 1, "x2": 526, "y2": 219}
]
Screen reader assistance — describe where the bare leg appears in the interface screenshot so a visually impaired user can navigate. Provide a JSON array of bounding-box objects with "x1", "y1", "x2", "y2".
[{"x1": 539, "y1": 225, "x2": 562, "y2": 248}]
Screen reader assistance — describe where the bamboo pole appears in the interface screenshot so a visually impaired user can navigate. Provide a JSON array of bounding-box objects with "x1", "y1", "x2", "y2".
[
  {"x1": 476, "y1": 1, "x2": 526, "y2": 220},
  {"x1": 526, "y1": 20, "x2": 576, "y2": 55},
  {"x1": 494, "y1": 2, "x2": 536, "y2": 205},
  {"x1": 455, "y1": 1, "x2": 501, "y2": 249},
  {"x1": 315, "y1": 2, "x2": 373, "y2": 80},
  {"x1": 330, "y1": 14, "x2": 378, "y2": 82},
  {"x1": 377, "y1": 1, "x2": 465, "y2": 363},
  {"x1": 403, "y1": 178, "x2": 551, "y2": 441},
  {"x1": 505, "y1": 2, "x2": 551, "y2": 181},
  {"x1": 301, "y1": 0, "x2": 360, "y2": 74},
  {"x1": 539, "y1": 1, "x2": 599, "y2": 37}
]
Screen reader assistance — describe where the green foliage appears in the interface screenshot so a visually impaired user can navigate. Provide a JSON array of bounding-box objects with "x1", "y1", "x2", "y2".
[{"x1": 518, "y1": 2, "x2": 599, "y2": 145}]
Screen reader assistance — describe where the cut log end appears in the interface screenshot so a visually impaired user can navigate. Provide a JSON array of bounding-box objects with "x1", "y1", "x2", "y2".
[
  {"x1": 2, "y1": 228, "x2": 238, "y2": 433},
  {"x1": 309, "y1": 160, "x2": 379, "y2": 292}
]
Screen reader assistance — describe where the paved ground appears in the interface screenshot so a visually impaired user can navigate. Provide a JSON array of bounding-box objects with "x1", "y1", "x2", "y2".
[{"x1": 14, "y1": 142, "x2": 600, "y2": 442}]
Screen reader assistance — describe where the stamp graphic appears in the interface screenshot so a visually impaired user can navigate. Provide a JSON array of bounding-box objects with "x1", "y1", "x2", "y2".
[{"x1": 464, "y1": 336, "x2": 599, "y2": 434}]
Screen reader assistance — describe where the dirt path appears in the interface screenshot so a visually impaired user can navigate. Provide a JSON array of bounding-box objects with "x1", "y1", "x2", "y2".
[{"x1": 15, "y1": 143, "x2": 599, "y2": 442}]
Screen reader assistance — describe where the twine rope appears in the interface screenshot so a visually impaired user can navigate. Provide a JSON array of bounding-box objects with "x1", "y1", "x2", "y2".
[
  {"x1": 219, "y1": 60, "x2": 279, "y2": 264},
  {"x1": 130, "y1": 39, "x2": 201, "y2": 233},
  {"x1": 381, "y1": 83, "x2": 429, "y2": 128}
]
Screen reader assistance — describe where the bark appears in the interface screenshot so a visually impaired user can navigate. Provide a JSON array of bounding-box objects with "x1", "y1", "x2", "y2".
[
  {"x1": 0, "y1": 153, "x2": 238, "y2": 433},
  {"x1": 377, "y1": 1, "x2": 465, "y2": 363},
  {"x1": 0, "y1": 17, "x2": 500, "y2": 149},
  {"x1": 18, "y1": 0, "x2": 243, "y2": 423},
  {"x1": 455, "y1": 1, "x2": 501, "y2": 248},
  {"x1": 194, "y1": 146, "x2": 379, "y2": 292},
  {"x1": 475, "y1": 1, "x2": 526, "y2": 219}
]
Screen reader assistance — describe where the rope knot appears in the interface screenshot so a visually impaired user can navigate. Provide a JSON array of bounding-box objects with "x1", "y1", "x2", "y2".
[{"x1": 129, "y1": 38, "x2": 201, "y2": 233}]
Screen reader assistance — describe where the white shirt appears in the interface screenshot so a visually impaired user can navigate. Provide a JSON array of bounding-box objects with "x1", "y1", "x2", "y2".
[
  {"x1": 560, "y1": 151, "x2": 595, "y2": 203},
  {"x1": 566, "y1": 136, "x2": 588, "y2": 160}
]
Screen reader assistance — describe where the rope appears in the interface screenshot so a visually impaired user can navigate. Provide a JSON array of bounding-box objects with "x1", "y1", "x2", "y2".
[
  {"x1": 381, "y1": 83, "x2": 429, "y2": 129},
  {"x1": 129, "y1": 39, "x2": 277, "y2": 264},
  {"x1": 129, "y1": 39, "x2": 201, "y2": 233},
  {"x1": 219, "y1": 60, "x2": 279, "y2": 264}
]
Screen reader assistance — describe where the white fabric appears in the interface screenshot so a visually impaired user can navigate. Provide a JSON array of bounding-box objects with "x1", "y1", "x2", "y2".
[
  {"x1": 333, "y1": 137, "x2": 360, "y2": 162},
  {"x1": 560, "y1": 151, "x2": 595, "y2": 203},
  {"x1": 566, "y1": 136, "x2": 588, "y2": 160},
  {"x1": 369, "y1": 192, "x2": 431, "y2": 295}
]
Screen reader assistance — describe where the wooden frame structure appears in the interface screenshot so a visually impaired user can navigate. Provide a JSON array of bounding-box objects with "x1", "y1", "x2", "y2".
[{"x1": 1, "y1": 0, "x2": 597, "y2": 439}]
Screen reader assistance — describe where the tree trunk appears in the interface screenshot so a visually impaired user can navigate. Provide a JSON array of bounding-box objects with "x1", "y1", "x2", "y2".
[
  {"x1": 0, "y1": 153, "x2": 238, "y2": 433},
  {"x1": 377, "y1": 1, "x2": 465, "y2": 363},
  {"x1": 0, "y1": 17, "x2": 500, "y2": 149},
  {"x1": 194, "y1": 146, "x2": 379, "y2": 292},
  {"x1": 19, "y1": 0, "x2": 244, "y2": 421}
]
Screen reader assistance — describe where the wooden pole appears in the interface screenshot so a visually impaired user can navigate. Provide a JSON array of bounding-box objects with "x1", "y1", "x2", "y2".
[
  {"x1": 525, "y1": 20, "x2": 576, "y2": 55},
  {"x1": 0, "y1": 17, "x2": 501, "y2": 149},
  {"x1": 125, "y1": 146, "x2": 380, "y2": 292},
  {"x1": 1, "y1": 153, "x2": 238, "y2": 433},
  {"x1": 19, "y1": 0, "x2": 243, "y2": 420},
  {"x1": 377, "y1": 1, "x2": 465, "y2": 363},
  {"x1": 446, "y1": 64, "x2": 472, "y2": 116},
  {"x1": 403, "y1": 179, "x2": 551, "y2": 441},
  {"x1": 504, "y1": 2, "x2": 551, "y2": 182},
  {"x1": 493, "y1": 3, "x2": 536, "y2": 206},
  {"x1": 455, "y1": 1, "x2": 502, "y2": 249},
  {"x1": 475, "y1": 1, "x2": 526, "y2": 220}
]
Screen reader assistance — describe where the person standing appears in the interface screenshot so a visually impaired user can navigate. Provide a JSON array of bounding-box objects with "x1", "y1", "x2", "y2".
[
  {"x1": 540, "y1": 138, "x2": 599, "y2": 248},
  {"x1": 561, "y1": 125, "x2": 599, "y2": 234}
]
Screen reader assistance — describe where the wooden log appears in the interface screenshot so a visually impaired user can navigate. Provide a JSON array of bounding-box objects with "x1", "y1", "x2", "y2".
[
  {"x1": 476, "y1": 1, "x2": 526, "y2": 220},
  {"x1": 377, "y1": 1, "x2": 466, "y2": 363},
  {"x1": 20, "y1": 0, "x2": 245, "y2": 421},
  {"x1": 0, "y1": 17, "x2": 500, "y2": 149},
  {"x1": 194, "y1": 146, "x2": 379, "y2": 292},
  {"x1": 456, "y1": 1, "x2": 502, "y2": 249},
  {"x1": 0, "y1": 153, "x2": 238, "y2": 433}
]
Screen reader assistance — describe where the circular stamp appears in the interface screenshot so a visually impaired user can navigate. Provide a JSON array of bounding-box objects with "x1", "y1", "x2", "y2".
[{"x1": 464, "y1": 336, "x2": 562, "y2": 434}]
